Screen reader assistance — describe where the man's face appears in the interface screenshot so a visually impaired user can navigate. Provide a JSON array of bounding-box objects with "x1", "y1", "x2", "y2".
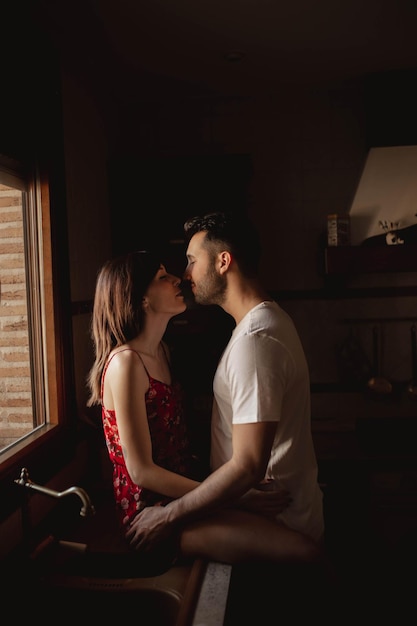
[{"x1": 184, "y1": 231, "x2": 227, "y2": 306}]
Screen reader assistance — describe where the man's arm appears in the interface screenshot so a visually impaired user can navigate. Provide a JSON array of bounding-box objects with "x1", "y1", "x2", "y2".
[{"x1": 126, "y1": 421, "x2": 278, "y2": 550}]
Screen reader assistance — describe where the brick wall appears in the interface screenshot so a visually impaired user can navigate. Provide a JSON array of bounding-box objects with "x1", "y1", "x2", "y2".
[{"x1": 0, "y1": 183, "x2": 33, "y2": 449}]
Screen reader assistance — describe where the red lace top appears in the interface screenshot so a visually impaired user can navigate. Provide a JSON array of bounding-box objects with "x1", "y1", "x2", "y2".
[{"x1": 101, "y1": 348, "x2": 193, "y2": 528}]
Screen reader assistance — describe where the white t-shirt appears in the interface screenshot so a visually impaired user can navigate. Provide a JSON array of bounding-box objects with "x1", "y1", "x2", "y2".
[{"x1": 210, "y1": 301, "x2": 324, "y2": 542}]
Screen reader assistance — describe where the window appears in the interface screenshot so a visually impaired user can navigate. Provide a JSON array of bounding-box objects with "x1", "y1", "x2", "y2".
[
  {"x1": 0, "y1": 157, "x2": 67, "y2": 469},
  {"x1": 0, "y1": 3, "x2": 76, "y2": 537}
]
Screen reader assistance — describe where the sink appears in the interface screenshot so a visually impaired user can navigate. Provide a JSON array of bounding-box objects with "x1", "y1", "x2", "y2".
[
  {"x1": 32, "y1": 542, "x2": 201, "y2": 621},
  {"x1": 32, "y1": 534, "x2": 183, "y2": 579},
  {"x1": 25, "y1": 535, "x2": 206, "y2": 624},
  {"x1": 13, "y1": 498, "x2": 207, "y2": 625}
]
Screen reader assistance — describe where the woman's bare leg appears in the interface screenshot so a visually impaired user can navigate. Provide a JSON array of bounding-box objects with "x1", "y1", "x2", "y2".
[
  {"x1": 179, "y1": 507, "x2": 338, "y2": 618},
  {"x1": 178, "y1": 508, "x2": 322, "y2": 565}
]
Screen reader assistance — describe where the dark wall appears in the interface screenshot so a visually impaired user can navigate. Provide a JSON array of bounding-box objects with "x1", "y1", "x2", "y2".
[
  {"x1": 108, "y1": 153, "x2": 253, "y2": 273},
  {"x1": 364, "y1": 68, "x2": 417, "y2": 148}
]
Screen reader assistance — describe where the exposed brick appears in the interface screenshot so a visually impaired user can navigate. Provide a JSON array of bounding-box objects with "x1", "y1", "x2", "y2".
[
  {"x1": 0, "y1": 210, "x2": 22, "y2": 222},
  {"x1": 3, "y1": 408, "x2": 33, "y2": 416},
  {"x1": 0, "y1": 193, "x2": 35, "y2": 448},
  {"x1": 0, "y1": 242, "x2": 24, "y2": 254},
  {"x1": 0, "y1": 336, "x2": 29, "y2": 347},
  {"x1": 1, "y1": 320, "x2": 29, "y2": 332},
  {"x1": 0, "y1": 288, "x2": 27, "y2": 301},
  {"x1": 0, "y1": 366, "x2": 30, "y2": 378},
  {"x1": 0, "y1": 196, "x2": 21, "y2": 207}
]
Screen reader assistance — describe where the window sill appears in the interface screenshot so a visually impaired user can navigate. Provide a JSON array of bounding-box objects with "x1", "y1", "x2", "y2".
[
  {"x1": 0, "y1": 423, "x2": 78, "y2": 520},
  {"x1": 0, "y1": 424, "x2": 58, "y2": 469}
]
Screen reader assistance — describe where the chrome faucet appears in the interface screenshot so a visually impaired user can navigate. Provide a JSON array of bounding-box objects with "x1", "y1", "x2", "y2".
[{"x1": 14, "y1": 467, "x2": 95, "y2": 517}]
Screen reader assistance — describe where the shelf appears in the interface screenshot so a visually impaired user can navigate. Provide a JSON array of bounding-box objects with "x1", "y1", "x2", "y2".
[
  {"x1": 271, "y1": 286, "x2": 417, "y2": 300},
  {"x1": 324, "y1": 245, "x2": 417, "y2": 275}
]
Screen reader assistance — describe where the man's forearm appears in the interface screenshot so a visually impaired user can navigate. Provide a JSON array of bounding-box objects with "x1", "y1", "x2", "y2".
[{"x1": 164, "y1": 461, "x2": 255, "y2": 526}]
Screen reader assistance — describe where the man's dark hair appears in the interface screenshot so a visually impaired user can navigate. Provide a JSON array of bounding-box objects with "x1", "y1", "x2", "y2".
[{"x1": 183, "y1": 211, "x2": 262, "y2": 276}]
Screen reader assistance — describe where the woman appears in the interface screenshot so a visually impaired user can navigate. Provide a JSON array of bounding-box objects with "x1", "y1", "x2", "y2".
[
  {"x1": 87, "y1": 250, "x2": 323, "y2": 567},
  {"x1": 87, "y1": 250, "x2": 201, "y2": 520}
]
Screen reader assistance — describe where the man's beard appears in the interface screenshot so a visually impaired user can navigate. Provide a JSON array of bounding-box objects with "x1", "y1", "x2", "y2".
[{"x1": 194, "y1": 265, "x2": 227, "y2": 306}]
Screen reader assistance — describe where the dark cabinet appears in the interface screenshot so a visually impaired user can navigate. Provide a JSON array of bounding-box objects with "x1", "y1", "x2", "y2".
[{"x1": 324, "y1": 245, "x2": 417, "y2": 275}]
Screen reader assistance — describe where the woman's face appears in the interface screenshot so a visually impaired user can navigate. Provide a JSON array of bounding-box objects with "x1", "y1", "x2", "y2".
[{"x1": 144, "y1": 264, "x2": 186, "y2": 316}]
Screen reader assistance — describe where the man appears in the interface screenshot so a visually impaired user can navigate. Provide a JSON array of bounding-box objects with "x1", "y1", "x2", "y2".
[{"x1": 126, "y1": 211, "x2": 324, "y2": 552}]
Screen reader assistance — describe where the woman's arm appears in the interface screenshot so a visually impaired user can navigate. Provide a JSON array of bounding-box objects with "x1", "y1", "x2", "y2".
[{"x1": 106, "y1": 350, "x2": 200, "y2": 498}]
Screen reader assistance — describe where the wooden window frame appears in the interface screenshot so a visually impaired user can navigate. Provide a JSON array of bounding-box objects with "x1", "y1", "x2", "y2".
[{"x1": 0, "y1": 158, "x2": 74, "y2": 487}]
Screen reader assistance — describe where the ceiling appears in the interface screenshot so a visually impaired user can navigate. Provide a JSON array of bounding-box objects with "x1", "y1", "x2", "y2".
[{"x1": 36, "y1": 0, "x2": 417, "y2": 105}]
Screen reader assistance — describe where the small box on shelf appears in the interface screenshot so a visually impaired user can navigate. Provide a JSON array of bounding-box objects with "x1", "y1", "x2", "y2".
[{"x1": 327, "y1": 214, "x2": 350, "y2": 247}]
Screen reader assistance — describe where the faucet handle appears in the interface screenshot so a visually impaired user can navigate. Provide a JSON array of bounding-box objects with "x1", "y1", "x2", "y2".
[{"x1": 15, "y1": 467, "x2": 30, "y2": 486}]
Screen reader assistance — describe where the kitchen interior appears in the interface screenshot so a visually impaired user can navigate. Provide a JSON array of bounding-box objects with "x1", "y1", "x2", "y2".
[{"x1": 1, "y1": 0, "x2": 417, "y2": 623}]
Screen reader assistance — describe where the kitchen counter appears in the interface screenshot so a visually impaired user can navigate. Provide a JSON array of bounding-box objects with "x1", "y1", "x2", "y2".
[{"x1": 191, "y1": 562, "x2": 232, "y2": 626}]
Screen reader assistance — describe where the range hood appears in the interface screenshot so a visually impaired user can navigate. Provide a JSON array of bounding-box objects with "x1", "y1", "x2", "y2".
[
  {"x1": 349, "y1": 145, "x2": 417, "y2": 246},
  {"x1": 325, "y1": 145, "x2": 417, "y2": 275}
]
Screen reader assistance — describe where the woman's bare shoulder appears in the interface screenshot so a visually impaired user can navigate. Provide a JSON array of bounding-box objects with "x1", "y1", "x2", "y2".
[{"x1": 107, "y1": 347, "x2": 143, "y2": 372}]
